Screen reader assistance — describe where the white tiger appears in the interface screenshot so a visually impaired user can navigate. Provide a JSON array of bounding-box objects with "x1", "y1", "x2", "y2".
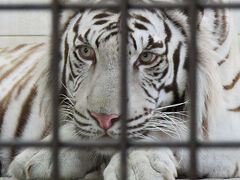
[{"x1": 0, "y1": 0, "x2": 240, "y2": 179}]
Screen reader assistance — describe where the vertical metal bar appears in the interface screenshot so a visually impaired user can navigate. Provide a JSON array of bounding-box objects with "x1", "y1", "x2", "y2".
[
  {"x1": 120, "y1": 0, "x2": 128, "y2": 179},
  {"x1": 51, "y1": 0, "x2": 60, "y2": 179},
  {"x1": 188, "y1": 0, "x2": 198, "y2": 179}
]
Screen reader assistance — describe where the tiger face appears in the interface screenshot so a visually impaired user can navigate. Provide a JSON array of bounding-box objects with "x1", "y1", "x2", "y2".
[{"x1": 61, "y1": 8, "x2": 188, "y2": 141}]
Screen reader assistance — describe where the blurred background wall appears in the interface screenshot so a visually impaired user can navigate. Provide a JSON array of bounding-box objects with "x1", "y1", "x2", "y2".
[
  {"x1": 0, "y1": 0, "x2": 51, "y2": 46},
  {"x1": 0, "y1": 0, "x2": 239, "y2": 47}
]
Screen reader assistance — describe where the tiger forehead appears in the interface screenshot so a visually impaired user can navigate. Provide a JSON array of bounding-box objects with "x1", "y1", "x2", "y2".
[{"x1": 75, "y1": 9, "x2": 165, "y2": 48}]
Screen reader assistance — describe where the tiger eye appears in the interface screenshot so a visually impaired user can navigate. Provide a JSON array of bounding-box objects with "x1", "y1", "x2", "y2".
[
  {"x1": 78, "y1": 45, "x2": 95, "y2": 60},
  {"x1": 140, "y1": 52, "x2": 153, "y2": 62},
  {"x1": 138, "y1": 52, "x2": 157, "y2": 65}
]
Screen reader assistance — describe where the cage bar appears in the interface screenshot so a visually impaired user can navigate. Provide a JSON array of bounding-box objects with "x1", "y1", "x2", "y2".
[
  {"x1": 188, "y1": 0, "x2": 198, "y2": 179},
  {"x1": 120, "y1": 0, "x2": 129, "y2": 179},
  {"x1": 1, "y1": 2, "x2": 240, "y2": 10},
  {"x1": 50, "y1": 0, "x2": 61, "y2": 179}
]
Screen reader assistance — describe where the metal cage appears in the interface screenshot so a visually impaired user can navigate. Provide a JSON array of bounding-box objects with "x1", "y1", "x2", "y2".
[{"x1": 1, "y1": 0, "x2": 240, "y2": 179}]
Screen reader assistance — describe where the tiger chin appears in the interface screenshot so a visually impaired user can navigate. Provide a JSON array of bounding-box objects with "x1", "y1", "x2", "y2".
[{"x1": 1, "y1": 0, "x2": 240, "y2": 179}]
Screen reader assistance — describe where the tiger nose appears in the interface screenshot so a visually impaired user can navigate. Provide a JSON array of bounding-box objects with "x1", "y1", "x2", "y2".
[{"x1": 90, "y1": 112, "x2": 119, "y2": 130}]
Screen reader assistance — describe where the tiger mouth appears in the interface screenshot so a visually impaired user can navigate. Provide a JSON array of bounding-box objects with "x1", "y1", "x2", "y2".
[
  {"x1": 71, "y1": 108, "x2": 156, "y2": 140},
  {"x1": 74, "y1": 122, "x2": 150, "y2": 140}
]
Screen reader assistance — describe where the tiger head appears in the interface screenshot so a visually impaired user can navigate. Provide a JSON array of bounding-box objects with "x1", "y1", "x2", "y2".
[{"x1": 60, "y1": 1, "x2": 190, "y2": 143}]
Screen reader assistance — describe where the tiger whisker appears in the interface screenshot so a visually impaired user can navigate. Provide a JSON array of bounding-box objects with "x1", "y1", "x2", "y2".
[
  {"x1": 60, "y1": 96, "x2": 75, "y2": 106},
  {"x1": 145, "y1": 126, "x2": 178, "y2": 139},
  {"x1": 152, "y1": 114, "x2": 188, "y2": 125},
  {"x1": 152, "y1": 119, "x2": 188, "y2": 135},
  {"x1": 161, "y1": 111, "x2": 189, "y2": 117},
  {"x1": 60, "y1": 81, "x2": 74, "y2": 99},
  {"x1": 148, "y1": 114, "x2": 188, "y2": 139},
  {"x1": 155, "y1": 101, "x2": 189, "y2": 111}
]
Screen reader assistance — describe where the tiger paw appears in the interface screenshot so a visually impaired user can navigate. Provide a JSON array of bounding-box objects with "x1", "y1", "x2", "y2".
[
  {"x1": 8, "y1": 148, "x2": 53, "y2": 179},
  {"x1": 103, "y1": 149, "x2": 178, "y2": 180},
  {"x1": 8, "y1": 148, "x2": 39, "y2": 179},
  {"x1": 8, "y1": 148, "x2": 93, "y2": 179}
]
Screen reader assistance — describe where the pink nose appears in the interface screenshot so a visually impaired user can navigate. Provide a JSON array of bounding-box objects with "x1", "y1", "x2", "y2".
[{"x1": 90, "y1": 112, "x2": 119, "y2": 130}]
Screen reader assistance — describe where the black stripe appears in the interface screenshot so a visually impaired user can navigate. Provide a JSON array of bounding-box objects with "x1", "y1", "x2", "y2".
[
  {"x1": 141, "y1": 85, "x2": 156, "y2": 101},
  {"x1": 93, "y1": 12, "x2": 110, "y2": 19},
  {"x1": 75, "y1": 120, "x2": 90, "y2": 127},
  {"x1": 127, "y1": 110, "x2": 152, "y2": 123},
  {"x1": 70, "y1": 53, "x2": 80, "y2": 79},
  {"x1": 228, "y1": 106, "x2": 240, "y2": 112},
  {"x1": 218, "y1": 52, "x2": 230, "y2": 66},
  {"x1": 219, "y1": 10, "x2": 228, "y2": 45},
  {"x1": 73, "y1": 15, "x2": 82, "y2": 33},
  {"x1": 74, "y1": 74, "x2": 85, "y2": 92},
  {"x1": 104, "y1": 22, "x2": 119, "y2": 31},
  {"x1": 78, "y1": 35, "x2": 85, "y2": 43},
  {"x1": 94, "y1": 20, "x2": 108, "y2": 25},
  {"x1": 8, "y1": 44, "x2": 27, "y2": 53},
  {"x1": 94, "y1": 32, "x2": 105, "y2": 48},
  {"x1": 163, "y1": 11, "x2": 187, "y2": 38},
  {"x1": 224, "y1": 72, "x2": 240, "y2": 90},
  {"x1": 104, "y1": 31, "x2": 119, "y2": 42},
  {"x1": 75, "y1": 126, "x2": 92, "y2": 136},
  {"x1": 218, "y1": 60, "x2": 225, "y2": 66},
  {"x1": 62, "y1": 35, "x2": 69, "y2": 86},
  {"x1": 128, "y1": 118, "x2": 150, "y2": 130},
  {"x1": 75, "y1": 110, "x2": 89, "y2": 120},
  {"x1": 14, "y1": 87, "x2": 37, "y2": 137},
  {"x1": 134, "y1": 14, "x2": 151, "y2": 24},
  {"x1": 84, "y1": 29, "x2": 91, "y2": 41},
  {"x1": 163, "y1": 22, "x2": 172, "y2": 55},
  {"x1": 147, "y1": 34, "x2": 164, "y2": 49},
  {"x1": 164, "y1": 43, "x2": 182, "y2": 102},
  {"x1": 164, "y1": 22, "x2": 172, "y2": 44},
  {"x1": 73, "y1": 15, "x2": 83, "y2": 46},
  {"x1": 148, "y1": 35, "x2": 154, "y2": 47},
  {"x1": 15, "y1": 75, "x2": 32, "y2": 99},
  {"x1": 134, "y1": 22, "x2": 148, "y2": 30},
  {"x1": 0, "y1": 97, "x2": 10, "y2": 136},
  {"x1": 130, "y1": 34, "x2": 137, "y2": 50},
  {"x1": 214, "y1": 9, "x2": 219, "y2": 33}
]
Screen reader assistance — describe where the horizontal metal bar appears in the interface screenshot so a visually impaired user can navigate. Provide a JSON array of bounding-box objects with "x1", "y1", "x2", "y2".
[
  {"x1": 61, "y1": 3, "x2": 120, "y2": 10},
  {"x1": 64, "y1": 2, "x2": 240, "y2": 10},
  {"x1": 199, "y1": 3, "x2": 240, "y2": 9},
  {"x1": 1, "y1": 2, "x2": 240, "y2": 10},
  {"x1": 0, "y1": 3, "x2": 120, "y2": 10},
  {"x1": 0, "y1": 4, "x2": 51, "y2": 10},
  {"x1": 129, "y1": 141, "x2": 190, "y2": 148},
  {"x1": 60, "y1": 141, "x2": 120, "y2": 148},
  {"x1": 0, "y1": 140, "x2": 120, "y2": 148},
  {"x1": 199, "y1": 142, "x2": 240, "y2": 148},
  {"x1": 130, "y1": 141, "x2": 240, "y2": 148},
  {"x1": 0, "y1": 35, "x2": 48, "y2": 37},
  {"x1": 128, "y1": 2, "x2": 188, "y2": 9},
  {"x1": 1, "y1": 140, "x2": 240, "y2": 148},
  {"x1": 0, "y1": 141, "x2": 52, "y2": 147}
]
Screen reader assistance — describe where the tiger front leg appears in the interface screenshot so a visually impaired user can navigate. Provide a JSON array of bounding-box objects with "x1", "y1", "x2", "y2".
[
  {"x1": 8, "y1": 124, "x2": 99, "y2": 179},
  {"x1": 104, "y1": 148, "x2": 178, "y2": 180},
  {"x1": 8, "y1": 148, "x2": 99, "y2": 179}
]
